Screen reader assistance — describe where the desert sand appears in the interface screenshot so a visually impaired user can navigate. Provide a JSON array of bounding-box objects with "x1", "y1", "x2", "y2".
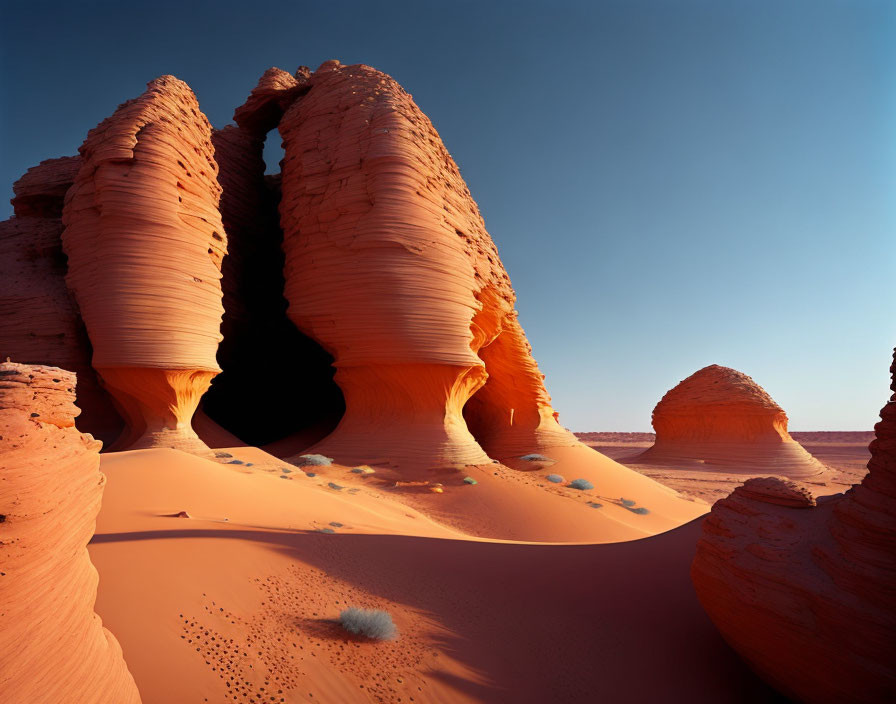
[
  {"x1": 87, "y1": 446, "x2": 774, "y2": 704},
  {"x1": 579, "y1": 431, "x2": 869, "y2": 504}
]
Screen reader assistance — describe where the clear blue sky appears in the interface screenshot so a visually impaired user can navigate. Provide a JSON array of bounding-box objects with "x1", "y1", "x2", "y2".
[{"x1": 1, "y1": 0, "x2": 893, "y2": 430}]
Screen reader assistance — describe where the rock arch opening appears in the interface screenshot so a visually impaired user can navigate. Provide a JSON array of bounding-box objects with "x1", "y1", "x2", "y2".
[{"x1": 201, "y1": 80, "x2": 344, "y2": 448}]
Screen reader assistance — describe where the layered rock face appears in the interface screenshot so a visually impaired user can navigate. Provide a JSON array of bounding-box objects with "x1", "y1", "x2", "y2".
[
  {"x1": 691, "y1": 351, "x2": 896, "y2": 703},
  {"x1": 278, "y1": 61, "x2": 575, "y2": 467},
  {"x1": 62, "y1": 76, "x2": 227, "y2": 452},
  {"x1": 0, "y1": 362, "x2": 141, "y2": 702},
  {"x1": 635, "y1": 365, "x2": 826, "y2": 478},
  {"x1": 0, "y1": 158, "x2": 124, "y2": 444}
]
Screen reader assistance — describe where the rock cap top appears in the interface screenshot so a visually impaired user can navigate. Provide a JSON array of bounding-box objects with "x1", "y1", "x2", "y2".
[
  {"x1": 734, "y1": 476, "x2": 816, "y2": 507},
  {"x1": 655, "y1": 365, "x2": 784, "y2": 416},
  {"x1": 0, "y1": 361, "x2": 79, "y2": 428},
  {"x1": 233, "y1": 66, "x2": 310, "y2": 135}
]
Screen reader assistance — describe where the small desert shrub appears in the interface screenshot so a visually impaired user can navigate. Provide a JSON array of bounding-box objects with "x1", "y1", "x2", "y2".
[
  {"x1": 568, "y1": 478, "x2": 594, "y2": 490},
  {"x1": 520, "y1": 454, "x2": 554, "y2": 462},
  {"x1": 628, "y1": 507, "x2": 650, "y2": 515},
  {"x1": 619, "y1": 498, "x2": 636, "y2": 507},
  {"x1": 296, "y1": 454, "x2": 334, "y2": 467},
  {"x1": 463, "y1": 476, "x2": 478, "y2": 485},
  {"x1": 339, "y1": 608, "x2": 397, "y2": 640},
  {"x1": 546, "y1": 474, "x2": 564, "y2": 483}
]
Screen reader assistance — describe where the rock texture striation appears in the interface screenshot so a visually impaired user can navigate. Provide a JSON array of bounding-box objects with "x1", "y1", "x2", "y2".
[
  {"x1": 0, "y1": 158, "x2": 124, "y2": 444},
  {"x1": 0, "y1": 362, "x2": 141, "y2": 702},
  {"x1": 278, "y1": 61, "x2": 575, "y2": 467},
  {"x1": 62, "y1": 76, "x2": 227, "y2": 452},
  {"x1": 691, "y1": 352, "x2": 896, "y2": 703},
  {"x1": 634, "y1": 365, "x2": 826, "y2": 478}
]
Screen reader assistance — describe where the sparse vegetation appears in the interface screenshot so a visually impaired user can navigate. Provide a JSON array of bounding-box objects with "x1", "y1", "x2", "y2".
[
  {"x1": 546, "y1": 474, "x2": 564, "y2": 483},
  {"x1": 568, "y1": 478, "x2": 594, "y2": 490},
  {"x1": 339, "y1": 608, "x2": 397, "y2": 640},
  {"x1": 463, "y1": 476, "x2": 478, "y2": 485},
  {"x1": 520, "y1": 454, "x2": 554, "y2": 462},
  {"x1": 296, "y1": 454, "x2": 334, "y2": 467}
]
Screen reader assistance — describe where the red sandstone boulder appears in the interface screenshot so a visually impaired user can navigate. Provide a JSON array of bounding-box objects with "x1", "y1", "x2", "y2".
[{"x1": 635, "y1": 364, "x2": 827, "y2": 478}]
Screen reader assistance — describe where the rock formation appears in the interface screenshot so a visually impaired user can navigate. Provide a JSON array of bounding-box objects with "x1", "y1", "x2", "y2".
[
  {"x1": 0, "y1": 157, "x2": 124, "y2": 444},
  {"x1": 634, "y1": 364, "x2": 827, "y2": 478},
  {"x1": 690, "y1": 351, "x2": 896, "y2": 703},
  {"x1": 278, "y1": 61, "x2": 576, "y2": 467},
  {"x1": 0, "y1": 362, "x2": 141, "y2": 702},
  {"x1": 3, "y1": 62, "x2": 631, "y2": 472},
  {"x1": 61, "y1": 76, "x2": 227, "y2": 452}
]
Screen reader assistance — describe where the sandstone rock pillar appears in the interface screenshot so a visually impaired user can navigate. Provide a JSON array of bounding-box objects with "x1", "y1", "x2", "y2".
[
  {"x1": 62, "y1": 76, "x2": 226, "y2": 452},
  {"x1": 278, "y1": 61, "x2": 577, "y2": 468},
  {"x1": 0, "y1": 362, "x2": 141, "y2": 703}
]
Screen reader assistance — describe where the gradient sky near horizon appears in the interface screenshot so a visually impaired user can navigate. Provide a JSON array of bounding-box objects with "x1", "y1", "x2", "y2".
[{"x1": 1, "y1": 0, "x2": 893, "y2": 431}]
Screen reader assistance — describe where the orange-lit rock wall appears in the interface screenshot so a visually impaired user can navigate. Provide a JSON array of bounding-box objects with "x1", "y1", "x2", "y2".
[{"x1": 278, "y1": 61, "x2": 575, "y2": 467}]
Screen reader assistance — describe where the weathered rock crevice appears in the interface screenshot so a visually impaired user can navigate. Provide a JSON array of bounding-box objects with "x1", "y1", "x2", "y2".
[
  {"x1": 202, "y1": 67, "x2": 345, "y2": 447},
  {"x1": 0, "y1": 157, "x2": 124, "y2": 445}
]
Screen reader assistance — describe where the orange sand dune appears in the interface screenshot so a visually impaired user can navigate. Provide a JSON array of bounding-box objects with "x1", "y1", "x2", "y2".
[{"x1": 89, "y1": 448, "x2": 773, "y2": 703}]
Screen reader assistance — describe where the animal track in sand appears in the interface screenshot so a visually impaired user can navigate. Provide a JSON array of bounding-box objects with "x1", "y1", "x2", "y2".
[{"x1": 182, "y1": 564, "x2": 438, "y2": 702}]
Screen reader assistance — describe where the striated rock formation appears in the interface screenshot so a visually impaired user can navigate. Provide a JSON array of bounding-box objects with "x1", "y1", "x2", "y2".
[
  {"x1": 0, "y1": 362, "x2": 141, "y2": 702},
  {"x1": 634, "y1": 364, "x2": 827, "y2": 478},
  {"x1": 62, "y1": 76, "x2": 227, "y2": 452},
  {"x1": 0, "y1": 158, "x2": 124, "y2": 444},
  {"x1": 691, "y1": 351, "x2": 896, "y2": 703},
  {"x1": 278, "y1": 61, "x2": 575, "y2": 468}
]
